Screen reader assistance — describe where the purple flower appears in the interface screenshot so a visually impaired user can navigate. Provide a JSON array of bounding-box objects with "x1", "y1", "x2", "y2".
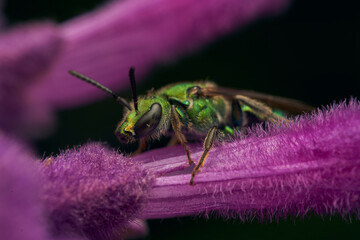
[
  {"x1": 0, "y1": 0, "x2": 289, "y2": 138},
  {"x1": 3, "y1": 0, "x2": 358, "y2": 237},
  {"x1": 4, "y1": 100, "x2": 358, "y2": 240},
  {"x1": 0, "y1": 133, "x2": 48, "y2": 240},
  {"x1": 0, "y1": 23, "x2": 63, "y2": 138},
  {"x1": 30, "y1": 0, "x2": 290, "y2": 109},
  {"x1": 135, "y1": 99, "x2": 360, "y2": 220},
  {"x1": 0, "y1": 135, "x2": 151, "y2": 240},
  {"x1": 0, "y1": 133, "x2": 86, "y2": 240},
  {"x1": 40, "y1": 143, "x2": 155, "y2": 240}
]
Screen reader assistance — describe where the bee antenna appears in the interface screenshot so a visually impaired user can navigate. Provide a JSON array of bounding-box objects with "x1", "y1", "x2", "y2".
[
  {"x1": 129, "y1": 67, "x2": 138, "y2": 111},
  {"x1": 68, "y1": 70, "x2": 132, "y2": 111}
]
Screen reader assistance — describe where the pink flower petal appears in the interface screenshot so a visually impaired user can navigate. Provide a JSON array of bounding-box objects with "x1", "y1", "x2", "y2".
[
  {"x1": 0, "y1": 134, "x2": 47, "y2": 240},
  {"x1": 40, "y1": 143, "x2": 155, "y2": 240},
  {"x1": 0, "y1": 0, "x2": 289, "y2": 139},
  {"x1": 139, "y1": 99, "x2": 360, "y2": 220},
  {"x1": 0, "y1": 23, "x2": 63, "y2": 138},
  {"x1": 28, "y1": 0, "x2": 290, "y2": 108}
]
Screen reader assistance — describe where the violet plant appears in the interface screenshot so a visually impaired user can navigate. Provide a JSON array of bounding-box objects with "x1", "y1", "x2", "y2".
[
  {"x1": 0, "y1": 0, "x2": 289, "y2": 139},
  {"x1": 138, "y1": 100, "x2": 360, "y2": 220},
  {"x1": 0, "y1": 134, "x2": 47, "y2": 240},
  {"x1": 0, "y1": 133, "x2": 83, "y2": 240},
  {"x1": 40, "y1": 143, "x2": 155, "y2": 240},
  {"x1": 9, "y1": 99, "x2": 360, "y2": 240},
  {"x1": 1, "y1": 0, "x2": 359, "y2": 240}
]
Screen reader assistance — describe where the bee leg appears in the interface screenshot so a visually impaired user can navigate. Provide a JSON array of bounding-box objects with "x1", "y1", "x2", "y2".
[
  {"x1": 130, "y1": 138, "x2": 147, "y2": 156},
  {"x1": 190, "y1": 126, "x2": 217, "y2": 186},
  {"x1": 170, "y1": 105, "x2": 193, "y2": 165}
]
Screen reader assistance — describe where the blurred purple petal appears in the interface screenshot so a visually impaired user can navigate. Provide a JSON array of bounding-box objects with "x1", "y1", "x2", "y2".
[
  {"x1": 0, "y1": 0, "x2": 289, "y2": 139},
  {"x1": 29, "y1": 0, "x2": 290, "y2": 108},
  {"x1": 0, "y1": 23, "x2": 63, "y2": 138},
  {"x1": 0, "y1": 133, "x2": 48, "y2": 240},
  {"x1": 138, "y1": 99, "x2": 360, "y2": 220},
  {"x1": 40, "y1": 143, "x2": 155, "y2": 240}
]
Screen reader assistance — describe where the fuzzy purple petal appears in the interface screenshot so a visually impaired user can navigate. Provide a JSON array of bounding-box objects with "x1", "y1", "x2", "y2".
[
  {"x1": 138, "y1": 99, "x2": 360, "y2": 220},
  {"x1": 28, "y1": 0, "x2": 289, "y2": 108},
  {"x1": 0, "y1": 133, "x2": 48, "y2": 240},
  {"x1": 40, "y1": 143, "x2": 155, "y2": 240},
  {"x1": 0, "y1": 23, "x2": 63, "y2": 138}
]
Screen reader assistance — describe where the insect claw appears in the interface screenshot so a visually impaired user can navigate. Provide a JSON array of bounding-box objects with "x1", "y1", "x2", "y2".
[
  {"x1": 188, "y1": 158, "x2": 195, "y2": 165},
  {"x1": 189, "y1": 176, "x2": 196, "y2": 186}
]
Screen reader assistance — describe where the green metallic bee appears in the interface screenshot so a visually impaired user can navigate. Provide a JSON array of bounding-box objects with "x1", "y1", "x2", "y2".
[{"x1": 69, "y1": 68, "x2": 311, "y2": 185}]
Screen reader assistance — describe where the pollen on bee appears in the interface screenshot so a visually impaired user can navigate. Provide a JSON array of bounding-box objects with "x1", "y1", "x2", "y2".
[{"x1": 124, "y1": 125, "x2": 135, "y2": 135}]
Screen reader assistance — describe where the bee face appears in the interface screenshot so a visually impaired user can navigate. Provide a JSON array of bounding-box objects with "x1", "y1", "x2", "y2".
[
  {"x1": 133, "y1": 103, "x2": 162, "y2": 137},
  {"x1": 115, "y1": 97, "x2": 169, "y2": 143}
]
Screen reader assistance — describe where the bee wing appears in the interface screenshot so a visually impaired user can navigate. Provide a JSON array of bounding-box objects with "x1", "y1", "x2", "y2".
[
  {"x1": 232, "y1": 94, "x2": 289, "y2": 122},
  {"x1": 206, "y1": 86, "x2": 313, "y2": 115}
]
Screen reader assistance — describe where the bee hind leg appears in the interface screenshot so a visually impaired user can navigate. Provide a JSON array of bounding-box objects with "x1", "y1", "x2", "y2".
[{"x1": 190, "y1": 126, "x2": 217, "y2": 186}]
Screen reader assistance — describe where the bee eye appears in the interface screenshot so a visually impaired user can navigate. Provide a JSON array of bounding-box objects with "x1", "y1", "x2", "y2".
[{"x1": 133, "y1": 103, "x2": 162, "y2": 138}]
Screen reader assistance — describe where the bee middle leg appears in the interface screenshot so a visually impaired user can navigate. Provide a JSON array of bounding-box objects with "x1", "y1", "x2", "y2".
[
  {"x1": 190, "y1": 126, "x2": 217, "y2": 186},
  {"x1": 170, "y1": 105, "x2": 193, "y2": 165}
]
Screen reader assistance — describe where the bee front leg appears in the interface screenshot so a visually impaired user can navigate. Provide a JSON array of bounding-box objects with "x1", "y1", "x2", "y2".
[
  {"x1": 170, "y1": 105, "x2": 193, "y2": 165},
  {"x1": 130, "y1": 138, "x2": 147, "y2": 156},
  {"x1": 190, "y1": 126, "x2": 217, "y2": 186}
]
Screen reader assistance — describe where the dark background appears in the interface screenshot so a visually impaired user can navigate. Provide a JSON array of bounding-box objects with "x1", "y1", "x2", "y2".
[{"x1": 4, "y1": 0, "x2": 360, "y2": 239}]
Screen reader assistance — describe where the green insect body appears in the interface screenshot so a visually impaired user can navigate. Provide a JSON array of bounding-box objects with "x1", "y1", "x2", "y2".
[
  {"x1": 69, "y1": 68, "x2": 311, "y2": 185},
  {"x1": 116, "y1": 82, "x2": 231, "y2": 143}
]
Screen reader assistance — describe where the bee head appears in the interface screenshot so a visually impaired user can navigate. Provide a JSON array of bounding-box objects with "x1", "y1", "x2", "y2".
[
  {"x1": 68, "y1": 67, "x2": 171, "y2": 144},
  {"x1": 115, "y1": 96, "x2": 170, "y2": 143}
]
